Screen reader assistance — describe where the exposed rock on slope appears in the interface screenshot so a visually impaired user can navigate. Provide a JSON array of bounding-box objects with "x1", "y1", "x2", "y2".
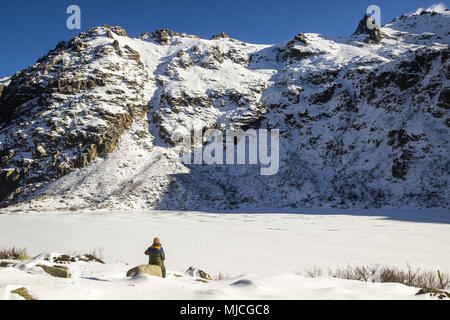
[{"x1": 0, "y1": 11, "x2": 449, "y2": 210}]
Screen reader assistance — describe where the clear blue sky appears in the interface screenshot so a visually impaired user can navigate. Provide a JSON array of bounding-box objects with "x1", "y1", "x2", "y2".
[{"x1": 0, "y1": 0, "x2": 445, "y2": 76}]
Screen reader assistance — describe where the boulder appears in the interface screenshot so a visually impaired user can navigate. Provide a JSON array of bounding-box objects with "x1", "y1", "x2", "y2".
[
  {"x1": 126, "y1": 264, "x2": 162, "y2": 278},
  {"x1": 38, "y1": 264, "x2": 71, "y2": 278},
  {"x1": 35, "y1": 145, "x2": 47, "y2": 158},
  {"x1": 11, "y1": 287, "x2": 36, "y2": 300},
  {"x1": 112, "y1": 40, "x2": 120, "y2": 50}
]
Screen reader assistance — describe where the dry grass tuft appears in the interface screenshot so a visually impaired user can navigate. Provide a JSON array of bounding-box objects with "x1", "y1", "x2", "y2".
[
  {"x1": 0, "y1": 247, "x2": 29, "y2": 260},
  {"x1": 300, "y1": 263, "x2": 449, "y2": 290}
]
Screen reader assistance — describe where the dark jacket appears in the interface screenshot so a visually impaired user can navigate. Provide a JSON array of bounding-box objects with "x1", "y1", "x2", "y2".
[{"x1": 145, "y1": 245, "x2": 165, "y2": 267}]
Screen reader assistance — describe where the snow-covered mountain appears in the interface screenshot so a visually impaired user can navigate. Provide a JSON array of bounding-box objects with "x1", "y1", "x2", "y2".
[{"x1": 0, "y1": 10, "x2": 449, "y2": 211}]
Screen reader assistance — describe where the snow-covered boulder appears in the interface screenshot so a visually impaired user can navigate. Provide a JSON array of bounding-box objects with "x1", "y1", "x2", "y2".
[{"x1": 184, "y1": 266, "x2": 213, "y2": 280}]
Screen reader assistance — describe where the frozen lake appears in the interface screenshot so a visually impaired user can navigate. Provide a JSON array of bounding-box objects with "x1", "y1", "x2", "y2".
[{"x1": 0, "y1": 209, "x2": 449, "y2": 275}]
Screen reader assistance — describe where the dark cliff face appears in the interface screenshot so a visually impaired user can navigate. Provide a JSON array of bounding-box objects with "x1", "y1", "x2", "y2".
[{"x1": 0, "y1": 11, "x2": 449, "y2": 210}]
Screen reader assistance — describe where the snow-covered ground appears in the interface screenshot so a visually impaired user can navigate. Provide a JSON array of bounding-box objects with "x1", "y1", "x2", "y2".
[{"x1": 0, "y1": 209, "x2": 449, "y2": 299}]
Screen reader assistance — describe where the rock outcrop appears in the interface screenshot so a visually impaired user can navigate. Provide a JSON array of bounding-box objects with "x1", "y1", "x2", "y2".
[
  {"x1": 211, "y1": 32, "x2": 229, "y2": 40},
  {"x1": 139, "y1": 29, "x2": 200, "y2": 45}
]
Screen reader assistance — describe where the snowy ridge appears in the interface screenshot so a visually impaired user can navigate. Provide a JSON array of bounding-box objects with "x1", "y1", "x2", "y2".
[{"x1": 0, "y1": 10, "x2": 449, "y2": 211}]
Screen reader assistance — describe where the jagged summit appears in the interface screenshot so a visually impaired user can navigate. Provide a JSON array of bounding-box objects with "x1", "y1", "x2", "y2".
[
  {"x1": 0, "y1": 9, "x2": 448, "y2": 211},
  {"x1": 353, "y1": 14, "x2": 382, "y2": 43},
  {"x1": 210, "y1": 32, "x2": 229, "y2": 40}
]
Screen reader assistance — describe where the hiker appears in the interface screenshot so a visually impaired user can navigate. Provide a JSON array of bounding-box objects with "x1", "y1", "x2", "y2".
[{"x1": 145, "y1": 237, "x2": 166, "y2": 278}]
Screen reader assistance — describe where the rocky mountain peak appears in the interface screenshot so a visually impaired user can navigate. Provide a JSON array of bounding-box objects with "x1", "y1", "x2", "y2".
[{"x1": 353, "y1": 14, "x2": 382, "y2": 43}]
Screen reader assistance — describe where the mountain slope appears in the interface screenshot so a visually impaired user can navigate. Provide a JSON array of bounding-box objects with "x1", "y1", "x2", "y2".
[{"x1": 0, "y1": 10, "x2": 448, "y2": 211}]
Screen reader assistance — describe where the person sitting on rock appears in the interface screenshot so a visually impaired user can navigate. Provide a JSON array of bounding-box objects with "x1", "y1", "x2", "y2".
[{"x1": 145, "y1": 237, "x2": 166, "y2": 278}]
